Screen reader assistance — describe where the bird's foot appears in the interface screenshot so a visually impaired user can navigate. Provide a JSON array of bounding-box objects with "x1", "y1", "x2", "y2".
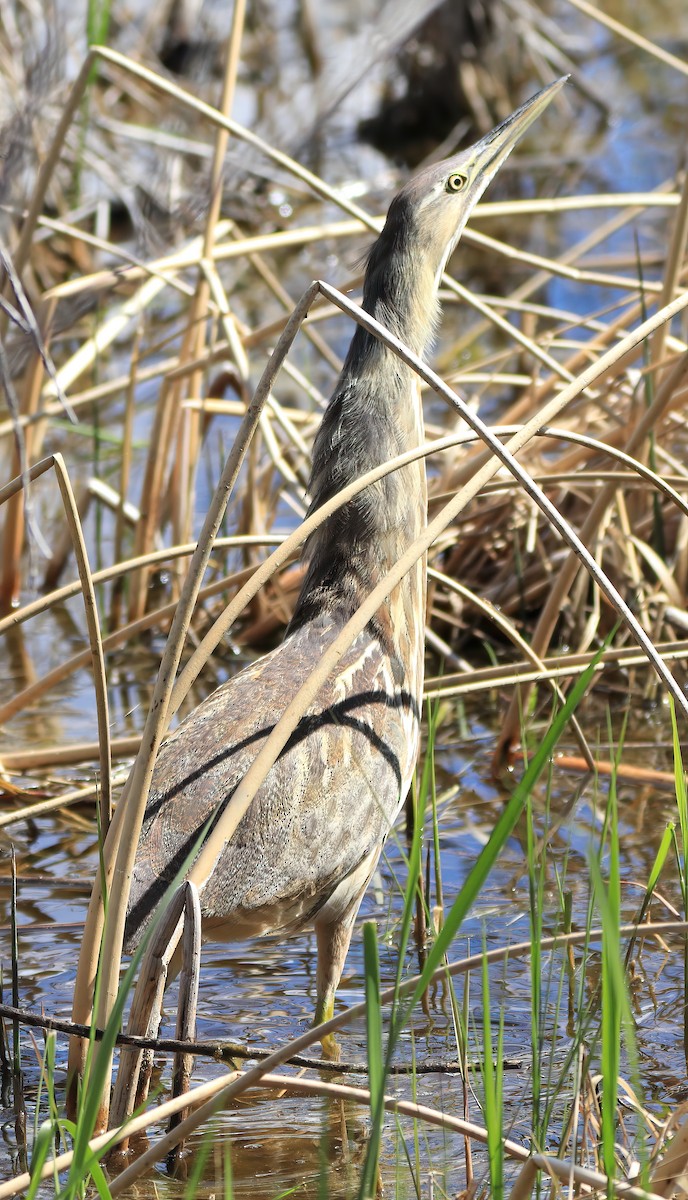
[
  {"x1": 319, "y1": 1029, "x2": 342, "y2": 1062},
  {"x1": 313, "y1": 993, "x2": 341, "y2": 1061}
]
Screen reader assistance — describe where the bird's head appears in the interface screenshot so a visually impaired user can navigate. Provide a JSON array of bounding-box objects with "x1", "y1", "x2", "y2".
[{"x1": 387, "y1": 75, "x2": 568, "y2": 287}]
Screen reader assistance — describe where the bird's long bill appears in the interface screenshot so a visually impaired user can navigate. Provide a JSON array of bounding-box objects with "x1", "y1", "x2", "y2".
[{"x1": 466, "y1": 75, "x2": 568, "y2": 183}]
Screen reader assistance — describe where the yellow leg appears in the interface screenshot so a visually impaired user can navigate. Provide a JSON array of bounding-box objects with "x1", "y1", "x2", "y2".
[
  {"x1": 313, "y1": 991, "x2": 340, "y2": 1061},
  {"x1": 314, "y1": 869, "x2": 378, "y2": 1063}
]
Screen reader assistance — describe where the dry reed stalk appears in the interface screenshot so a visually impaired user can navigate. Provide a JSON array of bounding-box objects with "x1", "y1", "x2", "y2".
[
  {"x1": 463, "y1": 226, "x2": 664, "y2": 295},
  {"x1": 167, "y1": 884, "x2": 202, "y2": 1145},
  {"x1": 109, "y1": 885, "x2": 192, "y2": 1131},
  {"x1": 129, "y1": 366, "x2": 183, "y2": 621},
  {"x1": 182, "y1": 396, "x2": 314, "y2": 422},
  {"x1": 110, "y1": 334, "x2": 138, "y2": 628},
  {"x1": 427, "y1": 566, "x2": 594, "y2": 769},
  {"x1": 108, "y1": 1071, "x2": 667, "y2": 1199},
  {"x1": 552, "y1": 756, "x2": 679, "y2": 791},
  {"x1": 0, "y1": 457, "x2": 28, "y2": 613},
  {"x1": 444, "y1": 179, "x2": 679, "y2": 383},
  {"x1": 0, "y1": 774, "x2": 131, "y2": 831},
  {"x1": 463, "y1": 468, "x2": 688, "y2": 498},
  {"x1": 43, "y1": 220, "x2": 364, "y2": 301},
  {"x1": 478, "y1": 193, "x2": 680, "y2": 215},
  {"x1": 424, "y1": 640, "x2": 688, "y2": 700},
  {"x1": 0, "y1": 534, "x2": 283, "y2": 639},
  {"x1": 0, "y1": 557, "x2": 277, "y2": 727},
  {"x1": 650, "y1": 171, "x2": 688, "y2": 374},
  {"x1": 0, "y1": 454, "x2": 112, "y2": 828},
  {"x1": 1, "y1": 738, "x2": 141, "y2": 772},
  {"x1": 68, "y1": 281, "x2": 316, "y2": 1131},
  {"x1": 170, "y1": 0, "x2": 248, "y2": 550},
  {"x1": 0, "y1": 292, "x2": 56, "y2": 610},
  {"x1": 496, "y1": 346, "x2": 688, "y2": 760},
  {"x1": 0, "y1": 358, "x2": 180, "y2": 441},
  {"x1": 0, "y1": 1063, "x2": 669, "y2": 1200},
  {"x1": 562, "y1": 0, "x2": 688, "y2": 78}
]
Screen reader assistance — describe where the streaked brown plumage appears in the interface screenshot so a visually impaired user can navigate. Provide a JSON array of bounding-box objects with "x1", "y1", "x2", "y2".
[{"x1": 124, "y1": 78, "x2": 565, "y2": 1049}]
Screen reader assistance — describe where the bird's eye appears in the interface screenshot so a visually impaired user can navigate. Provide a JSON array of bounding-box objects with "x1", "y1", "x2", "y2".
[{"x1": 446, "y1": 172, "x2": 468, "y2": 193}]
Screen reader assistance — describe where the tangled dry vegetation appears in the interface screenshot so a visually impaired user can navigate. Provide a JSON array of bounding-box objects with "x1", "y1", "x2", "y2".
[
  {"x1": 0, "y1": 7, "x2": 686, "y2": 788},
  {"x1": 2, "y1": 0, "x2": 688, "y2": 1195}
]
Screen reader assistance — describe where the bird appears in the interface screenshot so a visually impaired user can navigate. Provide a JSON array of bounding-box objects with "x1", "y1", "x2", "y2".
[{"x1": 124, "y1": 78, "x2": 564, "y2": 1055}]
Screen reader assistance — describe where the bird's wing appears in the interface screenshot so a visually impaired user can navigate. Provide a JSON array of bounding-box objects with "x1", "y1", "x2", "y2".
[{"x1": 125, "y1": 615, "x2": 419, "y2": 949}]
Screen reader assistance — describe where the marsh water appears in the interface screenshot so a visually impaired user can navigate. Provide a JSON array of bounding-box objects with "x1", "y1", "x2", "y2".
[
  {"x1": 2, "y1": 0, "x2": 688, "y2": 1193},
  {"x1": 3, "y1": 701, "x2": 687, "y2": 1195}
]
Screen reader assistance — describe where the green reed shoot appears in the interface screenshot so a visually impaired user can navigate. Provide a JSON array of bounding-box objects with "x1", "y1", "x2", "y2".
[
  {"x1": 26, "y1": 1120, "x2": 57, "y2": 1200},
  {"x1": 427, "y1": 702, "x2": 444, "y2": 917},
  {"x1": 587, "y1": 720, "x2": 643, "y2": 1189},
  {"x1": 182, "y1": 1128, "x2": 215, "y2": 1199},
  {"x1": 479, "y1": 942, "x2": 505, "y2": 1200},
  {"x1": 396, "y1": 650, "x2": 602, "y2": 1036},
  {"x1": 625, "y1": 821, "x2": 674, "y2": 969},
  {"x1": 599, "y1": 760, "x2": 621, "y2": 1183},
  {"x1": 526, "y1": 788, "x2": 544, "y2": 1148},
  {"x1": 359, "y1": 921, "x2": 384, "y2": 1200},
  {"x1": 669, "y1": 697, "x2": 688, "y2": 1065}
]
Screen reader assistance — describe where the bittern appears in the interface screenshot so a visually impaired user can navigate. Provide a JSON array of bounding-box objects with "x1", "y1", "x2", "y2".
[{"x1": 124, "y1": 79, "x2": 564, "y2": 1049}]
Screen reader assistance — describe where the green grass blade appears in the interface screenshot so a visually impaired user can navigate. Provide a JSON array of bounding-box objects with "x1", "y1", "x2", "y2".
[
  {"x1": 183, "y1": 1129, "x2": 214, "y2": 1198},
  {"x1": 358, "y1": 920, "x2": 384, "y2": 1200},
  {"x1": 669, "y1": 697, "x2": 688, "y2": 1065},
  {"x1": 479, "y1": 946, "x2": 504, "y2": 1200},
  {"x1": 387, "y1": 717, "x2": 433, "y2": 1030},
  {"x1": 589, "y1": 852, "x2": 625, "y2": 1183},
  {"x1": 626, "y1": 821, "x2": 674, "y2": 962},
  {"x1": 600, "y1": 740, "x2": 621, "y2": 1183},
  {"x1": 526, "y1": 790, "x2": 543, "y2": 1142},
  {"x1": 26, "y1": 1122, "x2": 55, "y2": 1200},
  {"x1": 81, "y1": 1150, "x2": 113, "y2": 1199},
  {"x1": 395, "y1": 651, "x2": 603, "y2": 1034},
  {"x1": 670, "y1": 697, "x2": 688, "y2": 902}
]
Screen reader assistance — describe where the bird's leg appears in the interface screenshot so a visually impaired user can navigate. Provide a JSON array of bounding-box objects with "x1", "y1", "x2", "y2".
[
  {"x1": 313, "y1": 909, "x2": 358, "y2": 1061},
  {"x1": 110, "y1": 887, "x2": 185, "y2": 1141},
  {"x1": 167, "y1": 882, "x2": 202, "y2": 1175}
]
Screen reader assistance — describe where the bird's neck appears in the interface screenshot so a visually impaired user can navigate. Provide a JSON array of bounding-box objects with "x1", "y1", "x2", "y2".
[{"x1": 289, "y1": 261, "x2": 435, "y2": 679}]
